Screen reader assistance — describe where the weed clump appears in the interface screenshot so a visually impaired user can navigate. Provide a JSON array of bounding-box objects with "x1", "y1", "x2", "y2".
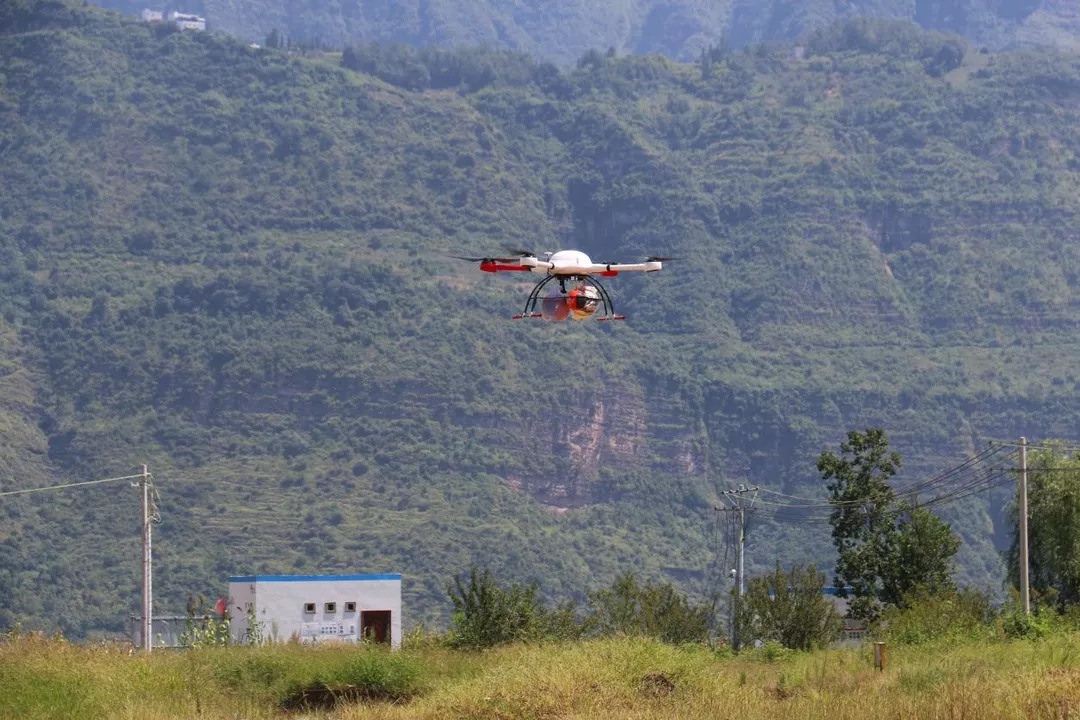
[{"x1": 278, "y1": 650, "x2": 422, "y2": 710}]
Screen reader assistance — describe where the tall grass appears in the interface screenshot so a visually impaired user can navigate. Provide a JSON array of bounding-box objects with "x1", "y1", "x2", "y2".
[{"x1": 4, "y1": 630, "x2": 1080, "y2": 719}]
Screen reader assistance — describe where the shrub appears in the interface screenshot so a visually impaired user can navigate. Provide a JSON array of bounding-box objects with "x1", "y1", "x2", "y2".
[
  {"x1": 278, "y1": 650, "x2": 423, "y2": 710},
  {"x1": 884, "y1": 588, "x2": 994, "y2": 645},
  {"x1": 587, "y1": 573, "x2": 713, "y2": 644},
  {"x1": 734, "y1": 563, "x2": 841, "y2": 651},
  {"x1": 446, "y1": 566, "x2": 546, "y2": 649}
]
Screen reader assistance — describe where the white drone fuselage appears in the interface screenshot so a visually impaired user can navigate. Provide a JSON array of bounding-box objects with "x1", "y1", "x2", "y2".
[{"x1": 519, "y1": 250, "x2": 663, "y2": 275}]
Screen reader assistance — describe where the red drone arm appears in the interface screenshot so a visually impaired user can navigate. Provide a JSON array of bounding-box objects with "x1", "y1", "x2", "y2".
[{"x1": 480, "y1": 262, "x2": 531, "y2": 273}]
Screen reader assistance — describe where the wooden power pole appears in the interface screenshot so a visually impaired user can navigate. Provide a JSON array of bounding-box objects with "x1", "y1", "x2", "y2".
[
  {"x1": 719, "y1": 484, "x2": 758, "y2": 650},
  {"x1": 1019, "y1": 437, "x2": 1030, "y2": 615},
  {"x1": 136, "y1": 465, "x2": 154, "y2": 652}
]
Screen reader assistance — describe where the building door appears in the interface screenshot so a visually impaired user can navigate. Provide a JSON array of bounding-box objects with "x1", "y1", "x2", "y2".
[{"x1": 361, "y1": 610, "x2": 391, "y2": 643}]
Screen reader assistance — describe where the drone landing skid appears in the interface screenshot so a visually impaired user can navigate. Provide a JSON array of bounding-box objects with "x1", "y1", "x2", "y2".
[{"x1": 513, "y1": 275, "x2": 624, "y2": 322}]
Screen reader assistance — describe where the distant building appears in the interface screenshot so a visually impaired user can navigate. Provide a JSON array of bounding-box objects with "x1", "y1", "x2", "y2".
[
  {"x1": 824, "y1": 586, "x2": 869, "y2": 643},
  {"x1": 168, "y1": 10, "x2": 206, "y2": 31},
  {"x1": 129, "y1": 613, "x2": 212, "y2": 648},
  {"x1": 228, "y1": 573, "x2": 402, "y2": 648},
  {"x1": 141, "y1": 9, "x2": 163, "y2": 22}
]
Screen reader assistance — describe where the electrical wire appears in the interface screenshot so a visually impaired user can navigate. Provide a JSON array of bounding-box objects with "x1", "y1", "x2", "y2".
[
  {"x1": 0, "y1": 472, "x2": 147, "y2": 498},
  {"x1": 986, "y1": 439, "x2": 1080, "y2": 453},
  {"x1": 919, "y1": 466, "x2": 1018, "y2": 508},
  {"x1": 756, "y1": 445, "x2": 1016, "y2": 510},
  {"x1": 765, "y1": 455, "x2": 1024, "y2": 524}
]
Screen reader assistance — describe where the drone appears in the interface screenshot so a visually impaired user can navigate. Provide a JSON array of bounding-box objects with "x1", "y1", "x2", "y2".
[{"x1": 453, "y1": 248, "x2": 673, "y2": 321}]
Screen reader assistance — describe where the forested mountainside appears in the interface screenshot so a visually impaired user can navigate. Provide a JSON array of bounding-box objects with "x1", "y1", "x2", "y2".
[
  {"x1": 87, "y1": 0, "x2": 1080, "y2": 64},
  {"x1": 4, "y1": 0, "x2": 1080, "y2": 637}
]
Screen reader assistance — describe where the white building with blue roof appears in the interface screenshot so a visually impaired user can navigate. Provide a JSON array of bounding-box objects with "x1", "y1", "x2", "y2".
[{"x1": 227, "y1": 573, "x2": 402, "y2": 648}]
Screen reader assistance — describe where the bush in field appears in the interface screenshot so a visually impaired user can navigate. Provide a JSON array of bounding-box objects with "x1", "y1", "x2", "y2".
[
  {"x1": 279, "y1": 650, "x2": 423, "y2": 709},
  {"x1": 446, "y1": 567, "x2": 712, "y2": 648},
  {"x1": 586, "y1": 573, "x2": 713, "y2": 644},
  {"x1": 884, "y1": 588, "x2": 994, "y2": 645},
  {"x1": 735, "y1": 563, "x2": 841, "y2": 651},
  {"x1": 446, "y1": 566, "x2": 547, "y2": 649},
  {"x1": 181, "y1": 595, "x2": 231, "y2": 648},
  {"x1": 996, "y1": 590, "x2": 1071, "y2": 640}
]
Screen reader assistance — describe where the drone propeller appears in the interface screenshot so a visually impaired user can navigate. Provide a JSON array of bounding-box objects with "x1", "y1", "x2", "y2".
[
  {"x1": 597, "y1": 255, "x2": 680, "y2": 265},
  {"x1": 450, "y1": 255, "x2": 523, "y2": 263},
  {"x1": 504, "y1": 247, "x2": 537, "y2": 258}
]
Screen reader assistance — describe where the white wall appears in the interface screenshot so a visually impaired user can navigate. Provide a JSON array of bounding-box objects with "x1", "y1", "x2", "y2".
[
  {"x1": 229, "y1": 580, "x2": 257, "y2": 643},
  {"x1": 227, "y1": 574, "x2": 402, "y2": 648}
]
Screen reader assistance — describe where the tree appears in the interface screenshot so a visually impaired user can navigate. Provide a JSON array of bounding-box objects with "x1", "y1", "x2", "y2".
[
  {"x1": 265, "y1": 28, "x2": 285, "y2": 49},
  {"x1": 734, "y1": 562, "x2": 840, "y2": 650},
  {"x1": 587, "y1": 572, "x2": 713, "y2": 644},
  {"x1": 886, "y1": 503, "x2": 960, "y2": 604},
  {"x1": 1007, "y1": 447, "x2": 1080, "y2": 608},
  {"x1": 446, "y1": 566, "x2": 545, "y2": 649},
  {"x1": 820, "y1": 429, "x2": 960, "y2": 620}
]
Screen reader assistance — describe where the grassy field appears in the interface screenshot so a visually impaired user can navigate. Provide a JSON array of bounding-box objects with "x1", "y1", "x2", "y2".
[{"x1": 4, "y1": 632, "x2": 1080, "y2": 719}]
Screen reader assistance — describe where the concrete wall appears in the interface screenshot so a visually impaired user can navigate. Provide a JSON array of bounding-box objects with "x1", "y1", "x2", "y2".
[{"x1": 227, "y1": 574, "x2": 402, "y2": 648}]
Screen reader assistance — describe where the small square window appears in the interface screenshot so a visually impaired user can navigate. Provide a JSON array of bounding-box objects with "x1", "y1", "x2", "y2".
[
  {"x1": 344, "y1": 602, "x2": 356, "y2": 613},
  {"x1": 303, "y1": 602, "x2": 316, "y2": 613},
  {"x1": 324, "y1": 602, "x2": 336, "y2": 613}
]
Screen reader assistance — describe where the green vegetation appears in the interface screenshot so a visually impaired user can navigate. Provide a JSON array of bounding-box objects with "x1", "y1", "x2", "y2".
[
  {"x1": 0, "y1": 630, "x2": 430, "y2": 718},
  {"x1": 5, "y1": 0, "x2": 1080, "y2": 638},
  {"x1": 446, "y1": 566, "x2": 553, "y2": 648},
  {"x1": 7, "y1": 623, "x2": 1080, "y2": 719},
  {"x1": 446, "y1": 568, "x2": 712, "y2": 648},
  {"x1": 586, "y1": 572, "x2": 714, "y2": 644},
  {"x1": 735, "y1": 562, "x2": 840, "y2": 650},
  {"x1": 820, "y1": 429, "x2": 961, "y2": 619},
  {"x1": 1007, "y1": 447, "x2": 1080, "y2": 609}
]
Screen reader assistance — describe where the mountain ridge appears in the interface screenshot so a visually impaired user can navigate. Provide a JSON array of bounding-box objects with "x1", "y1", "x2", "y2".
[
  {"x1": 86, "y1": 0, "x2": 1080, "y2": 64},
  {"x1": 2, "y1": 0, "x2": 1080, "y2": 637}
]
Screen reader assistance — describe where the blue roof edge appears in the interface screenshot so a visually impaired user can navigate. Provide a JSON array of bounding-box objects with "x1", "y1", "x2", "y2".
[{"x1": 228, "y1": 574, "x2": 402, "y2": 583}]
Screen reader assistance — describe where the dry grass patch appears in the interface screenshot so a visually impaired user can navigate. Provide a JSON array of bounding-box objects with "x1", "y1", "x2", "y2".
[{"x1": 6, "y1": 632, "x2": 1080, "y2": 719}]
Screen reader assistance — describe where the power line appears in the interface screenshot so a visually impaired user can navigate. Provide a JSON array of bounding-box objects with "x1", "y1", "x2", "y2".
[
  {"x1": 0, "y1": 473, "x2": 147, "y2": 498},
  {"x1": 892, "y1": 445, "x2": 1014, "y2": 498},
  {"x1": 919, "y1": 466, "x2": 1015, "y2": 508},
  {"x1": 765, "y1": 460, "x2": 1020, "y2": 523},
  {"x1": 987, "y1": 439, "x2": 1080, "y2": 453},
  {"x1": 755, "y1": 445, "x2": 1016, "y2": 511}
]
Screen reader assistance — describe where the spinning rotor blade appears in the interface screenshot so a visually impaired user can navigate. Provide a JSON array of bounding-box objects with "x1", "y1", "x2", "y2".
[
  {"x1": 504, "y1": 247, "x2": 537, "y2": 258},
  {"x1": 597, "y1": 256, "x2": 680, "y2": 264},
  {"x1": 450, "y1": 255, "x2": 523, "y2": 263}
]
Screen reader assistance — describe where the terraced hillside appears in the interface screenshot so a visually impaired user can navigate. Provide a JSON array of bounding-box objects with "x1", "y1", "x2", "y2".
[{"x1": 3, "y1": 0, "x2": 1080, "y2": 636}]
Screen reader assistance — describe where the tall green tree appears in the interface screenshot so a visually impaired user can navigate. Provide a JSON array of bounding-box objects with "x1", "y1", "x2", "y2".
[
  {"x1": 820, "y1": 429, "x2": 960, "y2": 619},
  {"x1": 1007, "y1": 447, "x2": 1080, "y2": 608},
  {"x1": 735, "y1": 562, "x2": 840, "y2": 650},
  {"x1": 887, "y1": 502, "x2": 961, "y2": 605}
]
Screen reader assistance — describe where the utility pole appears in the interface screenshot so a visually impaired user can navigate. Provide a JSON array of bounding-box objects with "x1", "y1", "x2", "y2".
[
  {"x1": 134, "y1": 465, "x2": 155, "y2": 653},
  {"x1": 718, "y1": 484, "x2": 758, "y2": 651},
  {"x1": 1019, "y1": 437, "x2": 1030, "y2": 615}
]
